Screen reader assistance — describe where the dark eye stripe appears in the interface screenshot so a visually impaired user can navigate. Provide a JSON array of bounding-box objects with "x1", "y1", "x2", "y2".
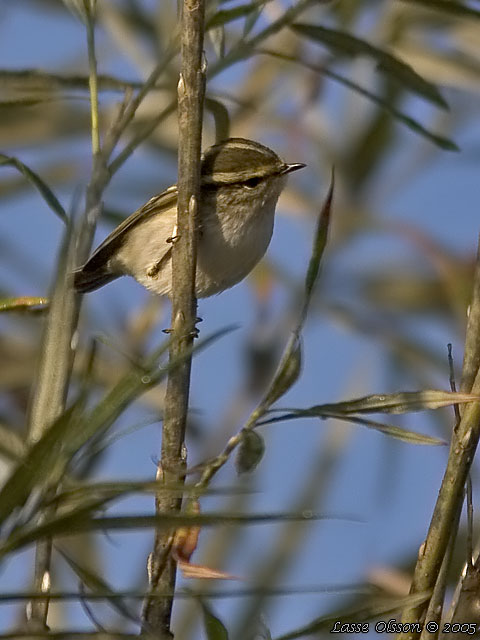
[{"x1": 243, "y1": 177, "x2": 262, "y2": 188}]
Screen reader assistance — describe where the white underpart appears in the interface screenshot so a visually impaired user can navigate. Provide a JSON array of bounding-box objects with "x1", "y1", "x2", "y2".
[{"x1": 113, "y1": 175, "x2": 286, "y2": 298}]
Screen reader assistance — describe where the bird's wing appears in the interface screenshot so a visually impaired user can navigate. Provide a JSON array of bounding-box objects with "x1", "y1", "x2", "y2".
[{"x1": 81, "y1": 185, "x2": 178, "y2": 273}]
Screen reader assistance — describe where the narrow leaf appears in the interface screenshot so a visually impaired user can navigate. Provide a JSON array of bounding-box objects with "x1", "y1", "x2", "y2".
[
  {"x1": 257, "y1": 173, "x2": 334, "y2": 412},
  {"x1": 308, "y1": 390, "x2": 480, "y2": 415},
  {"x1": 275, "y1": 591, "x2": 431, "y2": 640},
  {"x1": 0, "y1": 154, "x2": 67, "y2": 223},
  {"x1": 235, "y1": 430, "x2": 266, "y2": 474},
  {"x1": 0, "y1": 511, "x2": 331, "y2": 557},
  {"x1": 0, "y1": 424, "x2": 25, "y2": 461},
  {"x1": 199, "y1": 599, "x2": 229, "y2": 640},
  {"x1": 261, "y1": 412, "x2": 446, "y2": 445},
  {"x1": 262, "y1": 338, "x2": 302, "y2": 408},
  {"x1": 0, "y1": 96, "x2": 80, "y2": 108},
  {"x1": 320, "y1": 69, "x2": 457, "y2": 151},
  {"x1": 259, "y1": 49, "x2": 458, "y2": 151},
  {"x1": 330, "y1": 414, "x2": 447, "y2": 445},
  {"x1": 303, "y1": 169, "x2": 334, "y2": 311},
  {"x1": 59, "y1": 549, "x2": 139, "y2": 624},
  {"x1": 290, "y1": 23, "x2": 448, "y2": 109},
  {"x1": 68, "y1": 326, "x2": 236, "y2": 455},
  {"x1": 209, "y1": 26, "x2": 226, "y2": 59},
  {"x1": 50, "y1": 480, "x2": 242, "y2": 511},
  {"x1": 62, "y1": 0, "x2": 91, "y2": 22},
  {"x1": 205, "y1": 97, "x2": 230, "y2": 141},
  {"x1": 207, "y1": 0, "x2": 269, "y2": 29},
  {"x1": 0, "y1": 329, "x2": 234, "y2": 535},
  {"x1": 243, "y1": 5, "x2": 264, "y2": 37},
  {"x1": 402, "y1": 0, "x2": 480, "y2": 20},
  {"x1": 0, "y1": 399, "x2": 84, "y2": 526}
]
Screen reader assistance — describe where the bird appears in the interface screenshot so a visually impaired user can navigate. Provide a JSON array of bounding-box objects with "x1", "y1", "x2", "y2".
[{"x1": 73, "y1": 138, "x2": 305, "y2": 298}]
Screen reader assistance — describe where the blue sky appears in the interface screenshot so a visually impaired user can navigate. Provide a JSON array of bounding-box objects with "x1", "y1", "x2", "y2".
[{"x1": 1, "y1": 2, "x2": 480, "y2": 637}]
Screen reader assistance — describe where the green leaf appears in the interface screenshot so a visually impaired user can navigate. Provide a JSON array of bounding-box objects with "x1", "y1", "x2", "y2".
[
  {"x1": 258, "y1": 49, "x2": 458, "y2": 151},
  {"x1": 61, "y1": 0, "x2": 94, "y2": 22},
  {"x1": 402, "y1": 0, "x2": 480, "y2": 20},
  {"x1": 0, "y1": 328, "x2": 235, "y2": 531},
  {"x1": 331, "y1": 414, "x2": 446, "y2": 445},
  {"x1": 0, "y1": 154, "x2": 67, "y2": 224},
  {"x1": 303, "y1": 170, "x2": 334, "y2": 313},
  {"x1": 207, "y1": 0, "x2": 269, "y2": 30},
  {"x1": 243, "y1": 4, "x2": 264, "y2": 37},
  {"x1": 50, "y1": 480, "x2": 242, "y2": 512},
  {"x1": 209, "y1": 25, "x2": 226, "y2": 59},
  {"x1": 0, "y1": 96, "x2": 79, "y2": 108},
  {"x1": 262, "y1": 411, "x2": 446, "y2": 446},
  {"x1": 275, "y1": 591, "x2": 431, "y2": 640},
  {"x1": 290, "y1": 23, "x2": 448, "y2": 109},
  {"x1": 199, "y1": 599, "x2": 229, "y2": 640},
  {"x1": 0, "y1": 511, "x2": 331, "y2": 557},
  {"x1": 258, "y1": 173, "x2": 333, "y2": 412},
  {"x1": 307, "y1": 389, "x2": 480, "y2": 415},
  {"x1": 59, "y1": 549, "x2": 139, "y2": 625},
  {"x1": 0, "y1": 297, "x2": 49, "y2": 313},
  {"x1": 205, "y1": 97, "x2": 230, "y2": 141},
  {"x1": 0, "y1": 424, "x2": 25, "y2": 461},
  {"x1": 68, "y1": 326, "x2": 236, "y2": 456},
  {"x1": 0, "y1": 399, "x2": 84, "y2": 527},
  {"x1": 262, "y1": 339, "x2": 302, "y2": 408},
  {"x1": 262, "y1": 389, "x2": 478, "y2": 444},
  {"x1": 0, "y1": 68, "x2": 139, "y2": 93},
  {"x1": 235, "y1": 430, "x2": 266, "y2": 474}
]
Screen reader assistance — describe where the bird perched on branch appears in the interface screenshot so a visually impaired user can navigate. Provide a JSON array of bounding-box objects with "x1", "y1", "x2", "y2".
[{"x1": 73, "y1": 138, "x2": 305, "y2": 298}]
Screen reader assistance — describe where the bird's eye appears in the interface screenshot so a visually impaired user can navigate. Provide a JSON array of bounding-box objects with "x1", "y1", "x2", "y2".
[{"x1": 243, "y1": 177, "x2": 262, "y2": 189}]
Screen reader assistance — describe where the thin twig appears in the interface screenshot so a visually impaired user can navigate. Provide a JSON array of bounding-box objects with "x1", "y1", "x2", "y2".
[
  {"x1": 106, "y1": 50, "x2": 177, "y2": 171},
  {"x1": 208, "y1": 0, "x2": 317, "y2": 78},
  {"x1": 466, "y1": 477, "x2": 474, "y2": 570},
  {"x1": 108, "y1": 101, "x2": 176, "y2": 175},
  {"x1": 85, "y1": 1, "x2": 100, "y2": 156},
  {"x1": 418, "y1": 493, "x2": 463, "y2": 640},
  {"x1": 141, "y1": 1, "x2": 206, "y2": 637},
  {"x1": 461, "y1": 237, "x2": 480, "y2": 392}
]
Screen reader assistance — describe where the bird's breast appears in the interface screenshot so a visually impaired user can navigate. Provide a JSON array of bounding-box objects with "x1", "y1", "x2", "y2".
[{"x1": 195, "y1": 198, "x2": 276, "y2": 296}]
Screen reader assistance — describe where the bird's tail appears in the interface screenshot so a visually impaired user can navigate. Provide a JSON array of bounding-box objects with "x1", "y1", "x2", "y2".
[{"x1": 73, "y1": 265, "x2": 118, "y2": 293}]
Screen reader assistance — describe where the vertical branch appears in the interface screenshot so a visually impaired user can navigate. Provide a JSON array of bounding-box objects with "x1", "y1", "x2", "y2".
[
  {"x1": 26, "y1": 0, "x2": 103, "y2": 630},
  {"x1": 142, "y1": 0, "x2": 205, "y2": 637},
  {"x1": 399, "y1": 235, "x2": 480, "y2": 638}
]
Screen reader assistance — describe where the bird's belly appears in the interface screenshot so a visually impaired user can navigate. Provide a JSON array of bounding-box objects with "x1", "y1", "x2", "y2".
[
  {"x1": 115, "y1": 210, "x2": 274, "y2": 298},
  {"x1": 195, "y1": 216, "x2": 274, "y2": 297}
]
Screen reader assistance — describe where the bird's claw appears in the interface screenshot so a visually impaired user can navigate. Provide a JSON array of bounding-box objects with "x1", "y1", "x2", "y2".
[{"x1": 162, "y1": 326, "x2": 199, "y2": 338}]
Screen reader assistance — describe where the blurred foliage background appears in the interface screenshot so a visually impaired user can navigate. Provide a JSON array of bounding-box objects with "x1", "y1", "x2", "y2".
[{"x1": 1, "y1": 0, "x2": 480, "y2": 638}]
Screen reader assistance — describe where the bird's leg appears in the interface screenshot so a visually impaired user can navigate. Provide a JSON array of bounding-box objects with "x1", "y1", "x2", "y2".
[
  {"x1": 161, "y1": 224, "x2": 199, "y2": 335},
  {"x1": 166, "y1": 223, "x2": 180, "y2": 245},
  {"x1": 147, "y1": 222, "x2": 178, "y2": 279},
  {"x1": 162, "y1": 316, "x2": 201, "y2": 338},
  {"x1": 146, "y1": 247, "x2": 173, "y2": 280}
]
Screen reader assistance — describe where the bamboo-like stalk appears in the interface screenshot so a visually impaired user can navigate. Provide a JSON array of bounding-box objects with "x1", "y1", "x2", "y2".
[
  {"x1": 141, "y1": 1, "x2": 205, "y2": 637},
  {"x1": 26, "y1": 1, "x2": 104, "y2": 629},
  {"x1": 399, "y1": 236, "x2": 480, "y2": 638}
]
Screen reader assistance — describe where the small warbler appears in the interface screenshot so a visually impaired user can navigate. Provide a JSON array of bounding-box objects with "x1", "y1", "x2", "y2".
[{"x1": 73, "y1": 138, "x2": 305, "y2": 297}]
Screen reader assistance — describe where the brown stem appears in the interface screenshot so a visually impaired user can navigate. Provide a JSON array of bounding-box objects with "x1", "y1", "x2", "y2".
[
  {"x1": 399, "y1": 236, "x2": 480, "y2": 638},
  {"x1": 141, "y1": 1, "x2": 205, "y2": 637}
]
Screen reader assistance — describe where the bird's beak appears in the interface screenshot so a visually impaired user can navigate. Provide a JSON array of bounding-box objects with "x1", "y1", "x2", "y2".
[{"x1": 280, "y1": 162, "x2": 306, "y2": 175}]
